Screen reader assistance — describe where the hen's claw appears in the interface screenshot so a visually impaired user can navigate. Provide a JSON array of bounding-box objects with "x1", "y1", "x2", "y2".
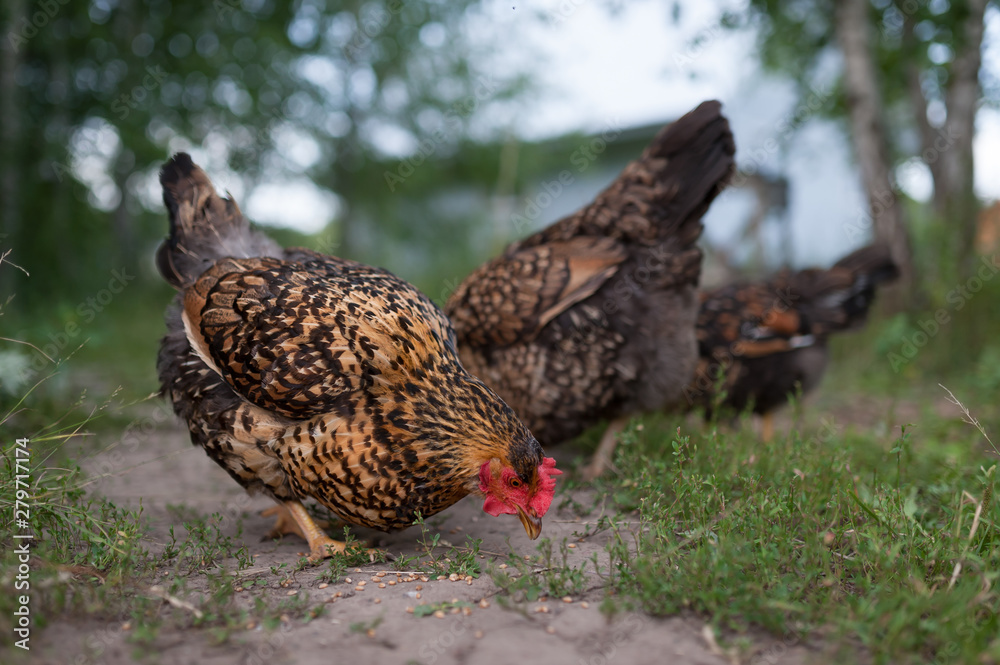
[{"x1": 262, "y1": 501, "x2": 382, "y2": 563}]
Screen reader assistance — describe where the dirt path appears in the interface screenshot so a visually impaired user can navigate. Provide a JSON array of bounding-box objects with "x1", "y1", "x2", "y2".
[{"x1": 18, "y1": 415, "x2": 817, "y2": 665}]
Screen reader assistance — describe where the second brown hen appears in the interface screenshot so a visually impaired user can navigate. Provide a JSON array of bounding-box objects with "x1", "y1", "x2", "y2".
[{"x1": 446, "y1": 101, "x2": 736, "y2": 478}]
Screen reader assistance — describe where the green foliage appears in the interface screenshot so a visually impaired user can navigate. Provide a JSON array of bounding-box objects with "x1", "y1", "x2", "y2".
[
  {"x1": 160, "y1": 508, "x2": 253, "y2": 574},
  {"x1": 2, "y1": 0, "x2": 529, "y2": 318},
  {"x1": 598, "y1": 406, "x2": 1000, "y2": 662},
  {"x1": 0, "y1": 410, "x2": 148, "y2": 642},
  {"x1": 491, "y1": 538, "x2": 592, "y2": 604}
]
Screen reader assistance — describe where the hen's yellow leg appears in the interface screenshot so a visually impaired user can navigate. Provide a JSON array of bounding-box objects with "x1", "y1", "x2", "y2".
[
  {"x1": 582, "y1": 417, "x2": 629, "y2": 481},
  {"x1": 761, "y1": 412, "x2": 774, "y2": 443},
  {"x1": 262, "y1": 500, "x2": 352, "y2": 562}
]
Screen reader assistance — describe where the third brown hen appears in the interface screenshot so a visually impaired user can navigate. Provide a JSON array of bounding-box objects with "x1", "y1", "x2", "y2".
[
  {"x1": 445, "y1": 101, "x2": 736, "y2": 479},
  {"x1": 684, "y1": 244, "x2": 900, "y2": 440}
]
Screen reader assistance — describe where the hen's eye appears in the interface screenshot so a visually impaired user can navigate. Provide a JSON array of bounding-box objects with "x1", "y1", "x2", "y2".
[{"x1": 509, "y1": 478, "x2": 522, "y2": 488}]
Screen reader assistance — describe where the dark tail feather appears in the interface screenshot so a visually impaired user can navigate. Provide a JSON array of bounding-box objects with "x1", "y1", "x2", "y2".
[
  {"x1": 157, "y1": 153, "x2": 280, "y2": 289},
  {"x1": 829, "y1": 244, "x2": 900, "y2": 327},
  {"x1": 579, "y1": 100, "x2": 736, "y2": 247},
  {"x1": 833, "y1": 243, "x2": 900, "y2": 286}
]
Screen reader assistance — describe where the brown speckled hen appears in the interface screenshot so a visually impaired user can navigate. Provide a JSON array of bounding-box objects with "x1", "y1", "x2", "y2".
[
  {"x1": 445, "y1": 101, "x2": 736, "y2": 479},
  {"x1": 685, "y1": 244, "x2": 899, "y2": 440},
  {"x1": 155, "y1": 154, "x2": 561, "y2": 561}
]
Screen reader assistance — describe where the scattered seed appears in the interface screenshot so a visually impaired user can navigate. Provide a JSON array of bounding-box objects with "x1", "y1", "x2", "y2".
[
  {"x1": 388, "y1": 580, "x2": 396, "y2": 586},
  {"x1": 415, "y1": 592, "x2": 422, "y2": 599},
  {"x1": 376, "y1": 571, "x2": 386, "y2": 578},
  {"x1": 562, "y1": 597, "x2": 573, "y2": 604},
  {"x1": 374, "y1": 598, "x2": 382, "y2": 604},
  {"x1": 287, "y1": 590, "x2": 298, "y2": 596},
  {"x1": 345, "y1": 577, "x2": 352, "y2": 584},
  {"x1": 415, "y1": 585, "x2": 423, "y2": 590},
  {"x1": 280, "y1": 614, "x2": 290, "y2": 623},
  {"x1": 474, "y1": 630, "x2": 484, "y2": 639},
  {"x1": 318, "y1": 583, "x2": 329, "y2": 589},
  {"x1": 580, "y1": 602, "x2": 590, "y2": 609},
  {"x1": 451, "y1": 598, "x2": 459, "y2": 603},
  {"x1": 121, "y1": 622, "x2": 131, "y2": 631},
  {"x1": 378, "y1": 583, "x2": 386, "y2": 588},
  {"x1": 546, "y1": 626, "x2": 556, "y2": 634},
  {"x1": 499, "y1": 564, "x2": 507, "y2": 569},
  {"x1": 420, "y1": 576, "x2": 429, "y2": 582},
  {"x1": 539, "y1": 596, "x2": 549, "y2": 603},
  {"x1": 335, "y1": 591, "x2": 343, "y2": 598},
  {"x1": 433, "y1": 610, "x2": 446, "y2": 619},
  {"x1": 535, "y1": 606, "x2": 549, "y2": 614},
  {"x1": 479, "y1": 599, "x2": 490, "y2": 608},
  {"x1": 366, "y1": 629, "x2": 376, "y2": 639},
  {"x1": 355, "y1": 568, "x2": 362, "y2": 573},
  {"x1": 466, "y1": 580, "x2": 473, "y2": 586},
  {"x1": 462, "y1": 607, "x2": 472, "y2": 616},
  {"x1": 450, "y1": 607, "x2": 461, "y2": 615},
  {"x1": 406, "y1": 606, "x2": 414, "y2": 613},
  {"x1": 437, "y1": 575, "x2": 447, "y2": 581},
  {"x1": 567, "y1": 543, "x2": 577, "y2": 549},
  {"x1": 235, "y1": 586, "x2": 244, "y2": 592},
  {"x1": 355, "y1": 586, "x2": 364, "y2": 592},
  {"x1": 448, "y1": 573, "x2": 459, "y2": 581},
  {"x1": 358, "y1": 581, "x2": 366, "y2": 586}
]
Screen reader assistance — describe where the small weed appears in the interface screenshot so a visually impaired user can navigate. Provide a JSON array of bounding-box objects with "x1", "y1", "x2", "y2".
[
  {"x1": 413, "y1": 600, "x2": 473, "y2": 617},
  {"x1": 318, "y1": 527, "x2": 383, "y2": 582},
  {"x1": 412, "y1": 513, "x2": 483, "y2": 577}
]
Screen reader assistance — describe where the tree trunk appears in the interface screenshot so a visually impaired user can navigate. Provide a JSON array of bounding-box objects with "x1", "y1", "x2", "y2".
[
  {"x1": 835, "y1": 0, "x2": 913, "y2": 304},
  {"x1": 902, "y1": 12, "x2": 946, "y2": 214},
  {"x1": 940, "y1": 0, "x2": 987, "y2": 279}
]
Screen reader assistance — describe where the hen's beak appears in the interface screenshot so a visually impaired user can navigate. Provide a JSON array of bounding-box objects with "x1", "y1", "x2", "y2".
[{"x1": 515, "y1": 505, "x2": 542, "y2": 540}]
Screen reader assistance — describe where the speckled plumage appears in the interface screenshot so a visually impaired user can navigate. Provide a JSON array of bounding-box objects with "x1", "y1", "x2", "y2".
[
  {"x1": 685, "y1": 244, "x2": 900, "y2": 417},
  {"x1": 445, "y1": 101, "x2": 736, "y2": 446},
  {"x1": 156, "y1": 154, "x2": 547, "y2": 535}
]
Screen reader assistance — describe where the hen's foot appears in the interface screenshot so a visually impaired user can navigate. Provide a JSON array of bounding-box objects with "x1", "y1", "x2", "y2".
[
  {"x1": 261, "y1": 505, "x2": 341, "y2": 539},
  {"x1": 262, "y1": 501, "x2": 381, "y2": 563},
  {"x1": 760, "y1": 412, "x2": 775, "y2": 443},
  {"x1": 581, "y1": 417, "x2": 629, "y2": 481}
]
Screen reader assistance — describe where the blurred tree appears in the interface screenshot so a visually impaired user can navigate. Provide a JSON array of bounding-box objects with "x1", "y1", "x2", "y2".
[
  {"x1": 725, "y1": 0, "x2": 994, "y2": 296},
  {"x1": 0, "y1": 0, "x2": 523, "y2": 315}
]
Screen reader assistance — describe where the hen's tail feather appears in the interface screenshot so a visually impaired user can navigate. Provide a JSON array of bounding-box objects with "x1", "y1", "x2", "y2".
[
  {"x1": 797, "y1": 243, "x2": 899, "y2": 331},
  {"x1": 535, "y1": 100, "x2": 735, "y2": 249},
  {"x1": 833, "y1": 243, "x2": 900, "y2": 287},
  {"x1": 157, "y1": 153, "x2": 281, "y2": 289}
]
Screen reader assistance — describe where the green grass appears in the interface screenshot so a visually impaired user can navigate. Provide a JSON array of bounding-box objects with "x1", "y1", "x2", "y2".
[{"x1": 592, "y1": 400, "x2": 1000, "y2": 663}]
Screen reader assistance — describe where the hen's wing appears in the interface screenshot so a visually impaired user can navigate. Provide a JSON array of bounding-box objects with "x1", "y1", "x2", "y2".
[
  {"x1": 182, "y1": 256, "x2": 454, "y2": 420},
  {"x1": 447, "y1": 236, "x2": 627, "y2": 348},
  {"x1": 696, "y1": 280, "x2": 814, "y2": 361}
]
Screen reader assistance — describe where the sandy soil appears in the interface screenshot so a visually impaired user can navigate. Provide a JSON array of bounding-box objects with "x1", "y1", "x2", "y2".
[{"x1": 12, "y1": 411, "x2": 824, "y2": 665}]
